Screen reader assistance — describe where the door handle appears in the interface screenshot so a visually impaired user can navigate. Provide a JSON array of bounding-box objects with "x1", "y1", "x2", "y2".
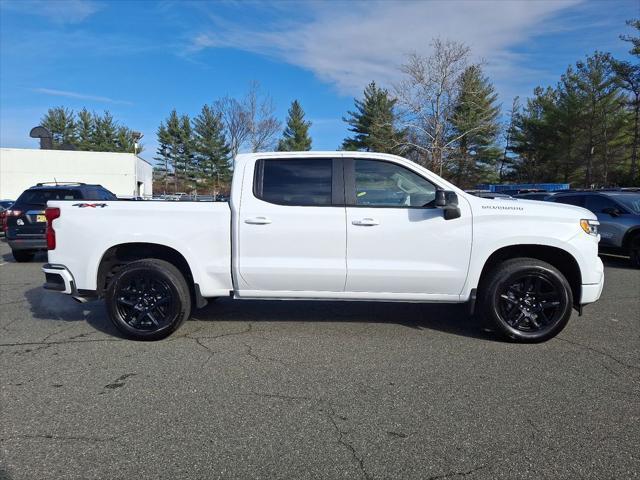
[
  {"x1": 352, "y1": 218, "x2": 379, "y2": 226},
  {"x1": 244, "y1": 216, "x2": 272, "y2": 225}
]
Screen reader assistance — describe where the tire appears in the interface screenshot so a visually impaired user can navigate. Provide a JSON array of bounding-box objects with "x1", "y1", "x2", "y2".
[
  {"x1": 12, "y1": 249, "x2": 35, "y2": 262},
  {"x1": 629, "y1": 234, "x2": 640, "y2": 269},
  {"x1": 105, "y1": 259, "x2": 192, "y2": 341},
  {"x1": 479, "y1": 258, "x2": 573, "y2": 343}
]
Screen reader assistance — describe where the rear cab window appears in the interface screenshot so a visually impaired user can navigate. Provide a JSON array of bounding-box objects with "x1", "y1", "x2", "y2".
[{"x1": 254, "y1": 159, "x2": 335, "y2": 206}]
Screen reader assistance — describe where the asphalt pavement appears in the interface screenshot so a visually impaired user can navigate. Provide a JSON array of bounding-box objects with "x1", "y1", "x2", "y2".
[{"x1": 0, "y1": 240, "x2": 638, "y2": 480}]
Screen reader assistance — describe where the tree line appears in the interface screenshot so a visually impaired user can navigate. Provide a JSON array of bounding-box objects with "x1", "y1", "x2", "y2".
[
  {"x1": 152, "y1": 82, "x2": 312, "y2": 193},
  {"x1": 40, "y1": 107, "x2": 141, "y2": 153},
  {"x1": 38, "y1": 19, "x2": 638, "y2": 191}
]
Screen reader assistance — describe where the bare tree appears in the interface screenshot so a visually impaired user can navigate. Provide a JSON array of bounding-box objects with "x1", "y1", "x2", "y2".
[
  {"x1": 245, "y1": 81, "x2": 281, "y2": 153},
  {"x1": 213, "y1": 96, "x2": 250, "y2": 162},
  {"x1": 394, "y1": 39, "x2": 471, "y2": 175},
  {"x1": 213, "y1": 82, "x2": 281, "y2": 166}
]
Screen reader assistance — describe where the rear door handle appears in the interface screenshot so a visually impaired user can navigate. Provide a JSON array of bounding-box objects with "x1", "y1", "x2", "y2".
[
  {"x1": 352, "y1": 218, "x2": 379, "y2": 226},
  {"x1": 244, "y1": 216, "x2": 272, "y2": 225}
]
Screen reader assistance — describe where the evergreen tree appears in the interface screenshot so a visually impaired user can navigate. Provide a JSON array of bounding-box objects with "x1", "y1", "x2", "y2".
[
  {"x1": 193, "y1": 104, "x2": 231, "y2": 192},
  {"x1": 41, "y1": 106, "x2": 77, "y2": 148},
  {"x1": 76, "y1": 108, "x2": 94, "y2": 151},
  {"x1": 277, "y1": 100, "x2": 312, "y2": 151},
  {"x1": 448, "y1": 65, "x2": 501, "y2": 186},
  {"x1": 613, "y1": 18, "x2": 640, "y2": 183},
  {"x1": 342, "y1": 81, "x2": 406, "y2": 153},
  {"x1": 179, "y1": 114, "x2": 196, "y2": 192},
  {"x1": 154, "y1": 121, "x2": 172, "y2": 193},
  {"x1": 92, "y1": 111, "x2": 118, "y2": 152},
  {"x1": 115, "y1": 126, "x2": 137, "y2": 153}
]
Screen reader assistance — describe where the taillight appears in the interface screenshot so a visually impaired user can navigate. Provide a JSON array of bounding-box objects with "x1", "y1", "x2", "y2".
[{"x1": 45, "y1": 207, "x2": 60, "y2": 250}]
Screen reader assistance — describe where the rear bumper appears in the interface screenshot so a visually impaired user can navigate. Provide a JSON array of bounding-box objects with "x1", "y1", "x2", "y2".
[
  {"x1": 8, "y1": 237, "x2": 47, "y2": 251},
  {"x1": 42, "y1": 264, "x2": 76, "y2": 294}
]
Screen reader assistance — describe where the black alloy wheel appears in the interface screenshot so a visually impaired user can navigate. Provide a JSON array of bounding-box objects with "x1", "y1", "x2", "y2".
[
  {"x1": 106, "y1": 259, "x2": 191, "y2": 340},
  {"x1": 114, "y1": 273, "x2": 177, "y2": 331},
  {"x1": 496, "y1": 273, "x2": 563, "y2": 334},
  {"x1": 480, "y1": 258, "x2": 573, "y2": 342}
]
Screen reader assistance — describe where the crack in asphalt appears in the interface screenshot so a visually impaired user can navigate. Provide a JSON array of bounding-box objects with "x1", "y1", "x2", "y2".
[
  {"x1": 0, "y1": 338, "x2": 122, "y2": 348},
  {"x1": 426, "y1": 464, "x2": 489, "y2": 480},
  {"x1": 102, "y1": 373, "x2": 137, "y2": 391},
  {"x1": 556, "y1": 336, "x2": 640, "y2": 372},
  {"x1": 323, "y1": 405, "x2": 372, "y2": 480},
  {"x1": 195, "y1": 322, "x2": 254, "y2": 340},
  {"x1": 241, "y1": 391, "x2": 370, "y2": 479},
  {"x1": 1, "y1": 434, "x2": 116, "y2": 443}
]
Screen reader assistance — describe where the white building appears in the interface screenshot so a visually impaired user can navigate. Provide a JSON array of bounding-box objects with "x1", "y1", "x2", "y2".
[{"x1": 0, "y1": 148, "x2": 153, "y2": 200}]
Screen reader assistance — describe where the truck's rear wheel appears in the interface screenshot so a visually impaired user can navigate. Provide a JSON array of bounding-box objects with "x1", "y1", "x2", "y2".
[
  {"x1": 479, "y1": 258, "x2": 573, "y2": 343},
  {"x1": 105, "y1": 259, "x2": 191, "y2": 340}
]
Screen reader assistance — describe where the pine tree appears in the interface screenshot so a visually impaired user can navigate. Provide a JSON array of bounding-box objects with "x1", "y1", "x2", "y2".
[
  {"x1": 178, "y1": 114, "x2": 196, "y2": 192},
  {"x1": 449, "y1": 65, "x2": 501, "y2": 186},
  {"x1": 41, "y1": 106, "x2": 77, "y2": 148},
  {"x1": 154, "y1": 121, "x2": 172, "y2": 193},
  {"x1": 342, "y1": 81, "x2": 406, "y2": 153},
  {"x1": 193, "y1": 104, "x2": 231, "y2": 192},
  {"x1": 92, "y1": 111, "x2": 118, "y2": 152},
  {"x1": 76, "y1": 108, "x2": 94, "y2": 151},
  {"x1": 277, "y1": 100, "x2": 312, "y2": 151},
  {"x1": 613, "y1": 18, "x2": 640, "y2": 183}
]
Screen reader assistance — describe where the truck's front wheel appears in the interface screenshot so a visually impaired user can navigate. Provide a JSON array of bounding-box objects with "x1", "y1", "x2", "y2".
[
  {"x1": 479, "y1": 258, "x2": 573, "y2": 343},
  {"x1": 105, "y1": 259, "x2": 192, "y2": 340}
]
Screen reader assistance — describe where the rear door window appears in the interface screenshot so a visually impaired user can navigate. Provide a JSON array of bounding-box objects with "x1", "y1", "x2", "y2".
[{"x1": 255, "y1": 159, "x2": 333, "y2": 206}]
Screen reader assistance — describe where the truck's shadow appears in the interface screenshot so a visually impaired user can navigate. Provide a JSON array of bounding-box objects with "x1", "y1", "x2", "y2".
[
  {"x1": 21, "y1": 253, "x2": 635, "y2": 341},
  {"x1": 24, "y1": 287, "x2": 489, "y2": 341}
]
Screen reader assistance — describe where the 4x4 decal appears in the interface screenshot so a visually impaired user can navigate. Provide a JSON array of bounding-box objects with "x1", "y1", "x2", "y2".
[{"x1": 72, "y1": 203, "x2": 108, "y2": 208}]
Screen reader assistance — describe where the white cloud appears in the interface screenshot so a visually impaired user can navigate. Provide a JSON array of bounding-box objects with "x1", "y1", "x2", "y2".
[
  {"x1": 33, "y1": 88, "x2": 133, "y2": 105},
  {"x1": 188, "y1": 0, "x2": 583, "y2": 98},
  {"x1": 1, "y1": 0, "x2": 101, "y2": 24}
]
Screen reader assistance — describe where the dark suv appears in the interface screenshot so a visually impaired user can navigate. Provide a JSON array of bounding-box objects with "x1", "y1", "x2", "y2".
[
  {"x1": 5, "y1": 183, "x2": 117, "y2": 262},
  {"x1": 548, "y1": 191, "x2": 640, "y2": 267}
]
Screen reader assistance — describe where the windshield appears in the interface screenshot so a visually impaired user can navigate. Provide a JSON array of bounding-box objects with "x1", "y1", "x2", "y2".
[
  {"x1": 16, "y1": 189, "x2": 82, "y2": 206},
  {"x1": 613, "y1": 193, "x2": 640, "y2": 214}
]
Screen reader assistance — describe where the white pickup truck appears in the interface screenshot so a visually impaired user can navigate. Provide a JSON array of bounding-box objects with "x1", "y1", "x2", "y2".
[{"x1": 42, "y1": 152, "x2": 604, "y2": 342}]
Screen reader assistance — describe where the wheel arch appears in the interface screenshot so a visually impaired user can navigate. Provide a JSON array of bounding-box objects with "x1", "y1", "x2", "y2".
[
  {"x1": 622, "y1": 226, "x2": 640, "y2": 251},
  {"x1": 477, "y1": 244, "x2": 582, "y2": 307},
  {"x1": 97, "y1": 242, "x2": 197, "y2": 300}
]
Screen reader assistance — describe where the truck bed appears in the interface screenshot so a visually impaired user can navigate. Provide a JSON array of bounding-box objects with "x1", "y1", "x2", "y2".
[{"x1": 47, "y1": 200, "x2": 233, "y2": 297}]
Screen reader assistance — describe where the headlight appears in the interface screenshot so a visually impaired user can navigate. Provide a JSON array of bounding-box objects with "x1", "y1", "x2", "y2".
[{"x1": 580, "y1": 219, "x2": 599, "y2": 236}]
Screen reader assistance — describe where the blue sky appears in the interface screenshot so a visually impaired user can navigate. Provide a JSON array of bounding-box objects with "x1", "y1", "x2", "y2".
[{"x1": 0, "y1": 0, "x2": 636, "y2": 163}]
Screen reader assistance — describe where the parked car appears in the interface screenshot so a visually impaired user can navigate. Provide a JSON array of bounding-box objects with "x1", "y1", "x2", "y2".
[
  {"x1": 42, "y1": 152, "x2": 603, "y2": 343},
  {"x1": 0, "y1": 200, "x2": 15, "y2": 237},
  {"x1": 465, "y1": 190, "x2": 514, "y2": 199},
  {"x1": 5, "y1": 183, "x2": 117, "y2": 262},
  {"x1": 548, "y1": 191, "x2": 640, "y2": 267},
  {"x1": 514, "y1": 192, "x2": 555, "y2": 200}
]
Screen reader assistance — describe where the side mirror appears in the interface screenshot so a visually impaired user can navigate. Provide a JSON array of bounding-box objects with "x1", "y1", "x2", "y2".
[
  {"x1": 435, "y1": 190, "x2": 461, "y2": 220},
  {"x1": 602, "y1": 207, "x2": 620, "y2": 217}
]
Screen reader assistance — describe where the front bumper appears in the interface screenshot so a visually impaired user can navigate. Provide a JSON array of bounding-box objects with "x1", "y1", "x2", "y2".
[
  {"x1": 580, "y1": 257, "x2": 604, "y2": 305},
  {"x1": 42, "y1": 263, "x2": 76, "y2": 294}
]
